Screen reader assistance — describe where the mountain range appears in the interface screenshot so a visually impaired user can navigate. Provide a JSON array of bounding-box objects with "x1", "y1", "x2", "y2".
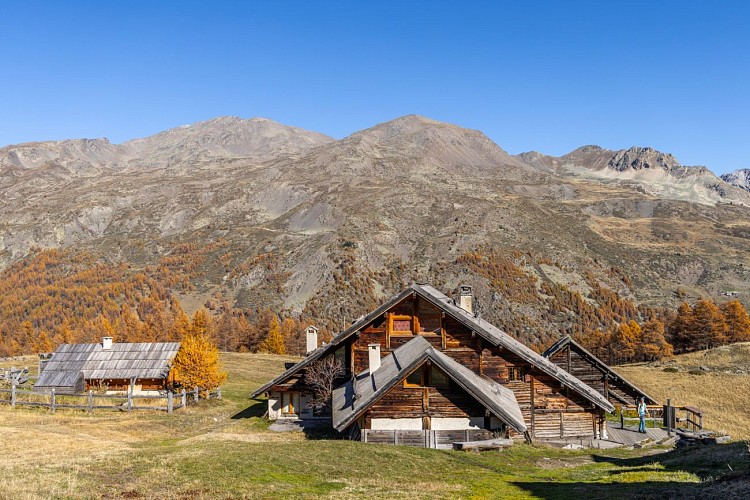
[{"x1": 2, "y1": 115, "x2": 749, "y2": 338}]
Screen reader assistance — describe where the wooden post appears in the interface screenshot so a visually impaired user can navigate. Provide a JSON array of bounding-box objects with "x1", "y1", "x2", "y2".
[
  {"x1": 167, "y1": 391, "x2": 173, "y2": 414},
  {"x1": 181, "y1": 389, "x2": 187, "y2": 408},
  {"x1": 128, "y1": 378, "x2": 134, "y2": 413},
  {"x1": 216, "y1": 387, "x2": 221, "y2": 400},
  {"x1": 620, "y1": 407, "x2": 624, "y2": 429},
  {"x1": 194, "y1": 386, "x2": 199, "y2": 402},
  {"x1": 529, "y1": 375, "x2": 535, "y2": 438},
  {"x1": 666, "y1": 399, "x2": 671, "y2": 436},
  {"x1": 50, "y1": 388, "x2": 56, "y2": 414},
  {"x1": 88, "y1": 390, "x2": 94, "y2": 415},
  {"x1": 11, "y1": 381, "x2": 16, "y2": 409}
]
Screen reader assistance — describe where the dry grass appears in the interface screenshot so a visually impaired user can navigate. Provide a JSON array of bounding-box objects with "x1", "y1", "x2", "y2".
[{"x1": 616, "y1": 343, "x2": 750, "y2": 440}]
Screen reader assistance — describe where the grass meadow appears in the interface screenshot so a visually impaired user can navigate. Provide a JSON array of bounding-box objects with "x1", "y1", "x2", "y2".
[{"x1": 0, "y1": 350, "x2": 747, "y2": 498}]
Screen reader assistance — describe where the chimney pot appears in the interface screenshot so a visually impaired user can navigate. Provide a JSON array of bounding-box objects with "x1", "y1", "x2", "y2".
[
  {"x1": 458, "y1": 285, "x2": 473, "y2": 314},
  {"x1": 102, "y1": 337, "x2": 113, "y2": 350},
  {"x1": 305, "y1": 326, "x2": 318, "y2": 354},
  {"x1": 367, "y1": 343, "x2": 381, "y2": 373}
]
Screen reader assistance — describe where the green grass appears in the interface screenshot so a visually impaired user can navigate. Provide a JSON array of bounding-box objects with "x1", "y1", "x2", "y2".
[{"x1": 0, "y1": 352, "x2": 748, "y2": 498}]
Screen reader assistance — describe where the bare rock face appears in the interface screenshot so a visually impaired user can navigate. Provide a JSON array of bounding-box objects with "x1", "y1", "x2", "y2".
[
  {"x1": 721, "y1": 169, "x2": 750, "y2": 192},
  {"x1": 607, "y1": 146, "x2": 683, "y2": 173}
]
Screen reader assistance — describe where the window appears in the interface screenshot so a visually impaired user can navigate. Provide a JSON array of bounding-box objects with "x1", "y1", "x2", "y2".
[
  {"x1": 281, "y1": 392, "x2": 300, "y2": 415},
  {"x1": 428, "y1": 366, "x2": 449, "y2": 387},
  {"x1": 390, "y1": 314, "x2": 413, "y2": 335},
  {"x1": 404, "y1": 366, "x2": 450, "y2": 388},
  {"x1": 405, "y1": 369, "x2": 424, "y2": 386},
  {"x1": 508, "y1": 366, "x2": 525, "y2": 382}
]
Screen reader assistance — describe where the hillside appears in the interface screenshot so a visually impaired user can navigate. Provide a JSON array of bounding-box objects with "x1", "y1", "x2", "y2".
[
  {"x1": 0, "y1": 352, "x2": 747, "y2": 498},
  {"x1": 616, "y1": 342, "x2": 750, "y2": 440},
  {"x1": 1, "y1": 115, "x2": 750, "y2": 353}
]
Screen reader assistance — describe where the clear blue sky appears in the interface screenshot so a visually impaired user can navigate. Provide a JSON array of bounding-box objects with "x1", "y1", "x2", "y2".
[{"x1": 1, "y1": 1, "x2": 748, "y2": 174}]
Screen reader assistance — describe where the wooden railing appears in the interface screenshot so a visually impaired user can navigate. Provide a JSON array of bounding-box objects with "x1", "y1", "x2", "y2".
[
  {"x1": 619, "y1": 401, "x2": 704, "y2": 432},
  {"x1": 0, "y1": 384, "x2": 220, "y2": 414}
]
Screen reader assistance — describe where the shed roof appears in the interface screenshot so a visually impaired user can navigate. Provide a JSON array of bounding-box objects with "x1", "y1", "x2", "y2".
[
  {"x1": 543, "y1": 335, "x2": 658, "y2": 405},
  {"x1": 250, "y1": 284, "x2": 614, "y2": 413},
  {"x1": 331, "y1": 336, "x2": 528, "y2": 434},
  {"x1": 34, "y1": 342, "x2": 180, "y2": 390}
]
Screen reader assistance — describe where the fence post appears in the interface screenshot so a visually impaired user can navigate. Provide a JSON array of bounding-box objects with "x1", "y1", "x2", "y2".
[
  {"x1": 181, "y1": 389, "x2": 187, "y2": 408},
  {"x1": 50, "y1": 388, "x2": 56, "y2": 414},
  {"x1": 128, "y1": 384, "x2": 133, "y2": 413},
  {"x1": 88, "y1": 390, "x2": 94, "y2": 415},
  {"x1": 620, "y1": 407, "x2": 624, "y2": 429},
  {"x1": 167, "y1": 391, "x2": 173, "y2": 414},
  {"x1": 666, "y1": 399, "x2": 671, "y2": 437},
  {"x1": 11, "y1": 381, "x2": 16, "y2": 409},
  {"x1": 217, "y1": 387, "x2": 221, "y2": 400},
  {"x1": 194, "y1": 386, "x2": 199, "y2": 402}
]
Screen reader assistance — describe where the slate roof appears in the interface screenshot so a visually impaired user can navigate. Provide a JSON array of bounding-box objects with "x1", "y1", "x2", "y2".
[
  {"x1": 331, "y1": 336, "x2": 528, "y2": 434},
  {"x1": 543, "y1": 335, "x2": 658, "y2": 405},
  {"x1": 34, "y1": 342, "x2": 180, "y2": 391},
  {"x1": 251, "y1": 284, "x2": 614, "y2": 413}
]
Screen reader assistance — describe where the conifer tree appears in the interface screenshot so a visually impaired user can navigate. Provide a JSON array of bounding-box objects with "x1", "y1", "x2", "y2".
[
  {"x1": 259, "y1": 315, "x2": 286, "y2": 355},
  {"x1": 172, "y1": 330, "x2": 227, "y2": 395},
  {"x1": 638, "y1": 319, "x2": 673, "y2": 361},
  {"x1": 721, "y1": 300, "x2": 750, "y2": 343},
  {"x1": 692, "y1": 299, "x2": 726, "y2": 350},
  {"x1": 33, "y1": 330, "x2": 54, "y2": 353}
]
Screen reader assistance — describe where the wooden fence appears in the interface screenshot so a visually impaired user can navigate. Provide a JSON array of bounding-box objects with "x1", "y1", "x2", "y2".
[
  {"x1": 619, "y1": 401, "x2": 704, "y2": 432},
  {"x1": 0, "y1": 384, "x2": 220, "y2": 414}
]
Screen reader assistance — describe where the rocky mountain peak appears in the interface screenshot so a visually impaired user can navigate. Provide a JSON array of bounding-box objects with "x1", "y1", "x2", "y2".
[
  {"x1": 607, "y1": 146, "x2": 682, "y2": 173},
  {"x1": 721, "y1": 169, "x2": 750, "y2": 192}
]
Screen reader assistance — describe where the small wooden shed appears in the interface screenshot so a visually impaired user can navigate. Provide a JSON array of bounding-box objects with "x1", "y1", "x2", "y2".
[{"x1": 34, "y1": 338, "x2": 180, "y2": 395}]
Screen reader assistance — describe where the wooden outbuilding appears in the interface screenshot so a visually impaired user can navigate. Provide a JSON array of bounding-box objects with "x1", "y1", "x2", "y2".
[
  {"x1": 252, "y1": 284, "x2": 614, "y2": 444},
  {"x1": 543, "y1": 335, "x2": 658, "y2": 406},
  {"x1": 33, "y1": 337, "x2": 180, "y2": 395}
]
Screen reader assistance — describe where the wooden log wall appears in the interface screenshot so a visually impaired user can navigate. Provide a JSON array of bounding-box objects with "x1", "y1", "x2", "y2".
[
  {"x1": 549, "y1": 346, "x2": 642, "y2": 406},
  {"x1": 366, "y1": 380, "x2": 485, "y2": 422}
]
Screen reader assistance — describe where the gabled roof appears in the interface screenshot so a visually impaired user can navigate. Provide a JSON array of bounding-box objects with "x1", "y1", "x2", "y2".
[
  {"x1": 543, "y1": 335, "x2": 658, "y2": 405},
  {"x1": 251, "y1": 284, "x2": 614, "y2": 413},
  {"x1": 34, "y1": 342, "x2": 180, "y2": 390},
  {"x1": 331, "y1": 336, "x2": 528, "y2": 434}
]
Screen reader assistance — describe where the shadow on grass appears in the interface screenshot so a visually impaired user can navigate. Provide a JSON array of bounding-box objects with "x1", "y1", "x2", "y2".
[
  {"x1": 230, "y1": 401, "x2": 266, "y2": 420},
  {"x1": 513, "y1": 442, "x2": 750, "y2": 499}
]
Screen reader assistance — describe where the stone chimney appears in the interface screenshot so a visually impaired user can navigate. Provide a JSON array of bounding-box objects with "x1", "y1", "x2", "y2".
[
  {"x1": 367, "y1": 343, "x2": 381, "y2": 373},
  {"x1": 458, "y1": 285, "x2": 473, "y2": 314},
  {"x1": 305, "y1": 325, "x2": 318, "y2": 354},
  {"x1": 102, "y1": 337, "x2": 113, "y2": 350}
]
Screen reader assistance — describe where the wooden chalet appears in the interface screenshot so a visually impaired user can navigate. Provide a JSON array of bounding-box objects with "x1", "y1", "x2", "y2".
[
  {"x1": 543, "y1": 335, "x2": 658, "y2": 406},
  {"x1": 33, "y1": 337, "x2": 180, "y2": 395},
  {"x1": 251, "y1": 284, "x2": 615, "y2": 444}
]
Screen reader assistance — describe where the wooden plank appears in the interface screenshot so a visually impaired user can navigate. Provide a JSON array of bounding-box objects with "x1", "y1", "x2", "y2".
[{"x1": 453, "y1": 438, "x2": 513, "y2": 451}]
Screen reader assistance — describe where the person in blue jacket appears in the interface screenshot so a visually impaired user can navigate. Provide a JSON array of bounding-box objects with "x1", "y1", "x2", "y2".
[{"x1": 638, "y1": 397, "x2": 648, "y2": 433}]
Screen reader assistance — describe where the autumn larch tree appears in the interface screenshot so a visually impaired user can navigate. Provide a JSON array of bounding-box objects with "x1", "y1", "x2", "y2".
[
  {"x1": 259, "y1": 315, "x2": 286, "y2": 355},
  {"x1": 691, "y1": 299, "x2": 727, "y2": 350},
  {"x1": 721, "y1": 300, "x2": 750, "y2": 343},
  {"x1": 638, "y1": 319, "x2": 673, "y2": 361},
  {"x1": 172, "y1": 330, "x2": 227, "y2": 396}
]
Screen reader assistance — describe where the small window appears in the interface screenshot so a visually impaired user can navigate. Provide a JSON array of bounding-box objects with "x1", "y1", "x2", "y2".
[
  {"x1": 390, "y1": 314, "x2": 413, "y2": 335},
  {"x1": 428, "y1": 366, "x2": 449, "y2": 387},
  {"x1": 405, "y1": 369, "x2": 424, "y2": 386},
  {"x1": 508, "y1": 366, "x2": 525, "y2": 382}
]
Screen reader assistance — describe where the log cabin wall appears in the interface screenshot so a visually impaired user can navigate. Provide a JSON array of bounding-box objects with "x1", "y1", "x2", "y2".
[
  {"x1": 549, "y1": 348, "x2": 605, "y2": 394},
  {"x1": 364, "y1": 378, "x2": 487, "y2": 428},
  {"x1": 348, "y1": 295, "x2": 601, "y2": 439},
  {"x1": 548, "y1": 345, "x2": 641, "y2": 406}
]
